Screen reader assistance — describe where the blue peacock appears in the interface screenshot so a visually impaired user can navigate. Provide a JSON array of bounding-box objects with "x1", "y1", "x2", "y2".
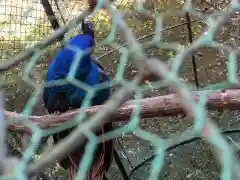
[{"x1": 43, "y1": 20, "x2": 114, "y2": 180}]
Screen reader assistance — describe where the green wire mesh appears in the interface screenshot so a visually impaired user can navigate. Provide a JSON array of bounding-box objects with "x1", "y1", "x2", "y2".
[{"x1": 1, "y1": 0, "x2": 240, "y2": 179}]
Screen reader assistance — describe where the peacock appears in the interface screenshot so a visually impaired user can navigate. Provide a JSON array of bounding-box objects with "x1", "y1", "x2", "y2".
[{"x1": 43, "y1": 20, "x2": 114, "y2": 180}]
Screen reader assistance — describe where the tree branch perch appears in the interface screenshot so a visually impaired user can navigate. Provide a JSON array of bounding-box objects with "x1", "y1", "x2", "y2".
[{"x1": 6, "y1": 89, "x2": 240, "y2": 134}]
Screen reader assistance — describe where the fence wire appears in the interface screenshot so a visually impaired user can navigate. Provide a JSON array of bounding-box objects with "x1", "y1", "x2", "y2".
[{"x1": 1, "y1": 0, "x2": 240, "y2": 180}]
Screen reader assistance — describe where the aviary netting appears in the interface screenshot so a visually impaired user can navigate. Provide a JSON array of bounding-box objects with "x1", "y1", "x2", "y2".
[{"x1": 1, "y1": 0, "x2": 240, "y2": 180}]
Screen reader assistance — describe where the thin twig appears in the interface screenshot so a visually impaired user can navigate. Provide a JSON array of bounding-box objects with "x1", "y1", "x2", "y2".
[
  {"x1": 228, "y1": 136, "x2": 240, "y2": 149},
  {"x1": 185, "y1": 10, "x2": 199, "y2": 88},
  {"x1": 53, "y1": 0, "x2": 66, "y2": 24}
]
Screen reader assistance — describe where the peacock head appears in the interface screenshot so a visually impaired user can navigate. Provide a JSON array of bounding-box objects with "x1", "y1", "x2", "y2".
[{"x1": 82, "y1": 20, "x2": 95, "y2": 39}]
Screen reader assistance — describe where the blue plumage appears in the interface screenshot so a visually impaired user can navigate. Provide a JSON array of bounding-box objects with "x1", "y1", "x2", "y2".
[
  {"x1": 46, "y1": 34, "x2": 94, "y2": 81},
  {"x1": 44, "y1": 33, "x2": 111, "y2": 112},
  {"x1": 43, "y1": 21, "x2": 113, "y2": 179}
]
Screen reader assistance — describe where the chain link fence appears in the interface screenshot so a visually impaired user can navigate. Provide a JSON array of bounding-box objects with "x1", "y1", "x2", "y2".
[{"x1": 1, "y1": 0, "x2": 240, "y2": 179}]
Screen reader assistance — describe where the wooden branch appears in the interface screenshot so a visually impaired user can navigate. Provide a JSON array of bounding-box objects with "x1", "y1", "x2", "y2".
[{"x1": 6, "y1": 89, "x2": 240, "y2": 134}]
